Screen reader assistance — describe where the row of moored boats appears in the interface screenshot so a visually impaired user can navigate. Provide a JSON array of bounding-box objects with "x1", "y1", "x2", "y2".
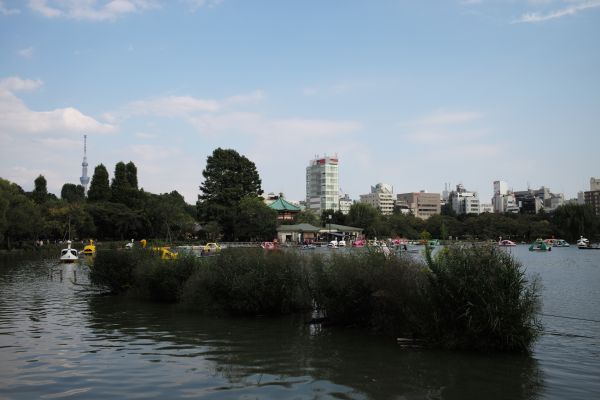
[{"x1": 498, "y1": 236, "x2": 599, "y2": 251}]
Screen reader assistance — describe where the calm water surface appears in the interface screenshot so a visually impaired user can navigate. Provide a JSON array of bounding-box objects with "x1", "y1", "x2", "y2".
[{"x1": 0, "y1": 246, "x2": 598, "y2": 399}]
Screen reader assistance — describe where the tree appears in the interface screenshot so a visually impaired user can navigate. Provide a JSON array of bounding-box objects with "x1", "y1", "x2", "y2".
[
  {"x1": 551, "y1": 204, "x2": 599, "y2": 242},
  {"x1": 111, "y1": 162, "x2": 131, "y2": 205},
  {"x1": 320, "y1": 209, "x2": 346, "y2": 226},
  {"x1": 86, "y1": 202, "x2": 150, "y2": 240},
  {"x1": 441, "y1": 201, "x2": 457, "y2": 217},
  {"x1": 197, "y1": 148, "x2": 263, "y2": 240},
  {"x1": 88, "y1": 164, "x2": 111, "y2": 202},
  {"x1": 292, "y1": 210, "x2": 320, "y2": 226},
  {"x1": 125, "y1": 161, "x2": 138, "y2": 189},
  {"x1": 236, "y1": 196, "x2": 277, "y2": 241},
  {"x1": 141, "y1": 191, "x2": 196, "y2": 240},
  {"x1": 61, "y1": 183, "x2": 85, "y2": 203},
  {"x1": 347, "y1": 203, "x2": 381, "y2": 238},
  {"x1": 0, "y1": 178, "x2": 42, "y2": 248},
  {"x1": 32, "y1": 175, "x2": 48, "y2": 204}
]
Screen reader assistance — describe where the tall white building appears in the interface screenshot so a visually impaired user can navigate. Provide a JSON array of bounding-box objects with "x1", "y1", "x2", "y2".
[
  {"x1": 359, "y1": 183, "x2": 395, "y2": 215},
  {"x1": 339, "y1": 194, "x2": 353, "y2": 215},
  {"x1": 590, "y1": 177, "x2": 600, "y2": 191},
  {"x1": 494, "y1": 180, "x2": 508, "y2": 196},
  {"x1": 450, "y1": 184, "x2": 481, "y2": 215},
  {"x1": 306, "y1": 155, "x2": 339, "y2": 214},
  {"x1": 492, "y1": 180, "x2": 519, "y2": 213}
]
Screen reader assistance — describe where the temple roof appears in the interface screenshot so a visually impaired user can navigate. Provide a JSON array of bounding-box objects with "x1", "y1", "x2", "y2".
[{"x1": 268, "y1": 197, "x2": 301, "y2": 212}]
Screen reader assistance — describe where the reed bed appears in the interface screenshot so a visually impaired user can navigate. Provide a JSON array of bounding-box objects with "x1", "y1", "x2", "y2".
[{"x1": 89, "y1": 244, "x2": 541, "y2": 352}]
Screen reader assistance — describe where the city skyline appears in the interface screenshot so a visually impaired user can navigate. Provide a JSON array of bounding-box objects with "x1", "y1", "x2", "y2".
[{"x1": 1, "y1": 1, "x2": 599, "y2": 204}]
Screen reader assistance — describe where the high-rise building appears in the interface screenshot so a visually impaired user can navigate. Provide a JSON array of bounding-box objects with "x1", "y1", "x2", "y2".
[
  {"x1": 493, "y1": 180, "x2": 508, "y2": 196},
  {"x1": 449, "y1": 184, "x2": 480, "y2": 215},
  {"x1": 492, "y1": 180, "x2": 519, "y2": 213},
  {"x1": 585, "y1": 177, "x2": 600, "y2": 216},
  {"x1": 359, "y1": 183, "x2": 395, "y2": 215},
  {"x1": 306, "y1": 155, "x2": 339, "y2": 214},
  {"x1": 396, "y1": 191, "x2": 441, "y2": 220},
  {"x1": 80, "y1": 135, "x2": 90, "y2": 194}
]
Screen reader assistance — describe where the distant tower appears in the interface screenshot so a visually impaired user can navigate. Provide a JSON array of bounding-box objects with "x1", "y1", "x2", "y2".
[{"x1": 80, "y1": 135, "x2": 90, "y2": 194}]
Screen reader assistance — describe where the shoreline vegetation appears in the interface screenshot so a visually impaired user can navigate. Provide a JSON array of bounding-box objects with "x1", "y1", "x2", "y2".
[{"x1": 89, "y1": 244, "x2": 542, "y2": 353}]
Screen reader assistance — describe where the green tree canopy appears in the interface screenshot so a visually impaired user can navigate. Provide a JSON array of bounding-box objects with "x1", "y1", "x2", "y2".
[
  {"x1": 551, "y1": 203, "x2": 599, "y2": 242},
  {"x1": 125, "y1": 161, "x2": 138, "y2": 189},
  {"x1": 61, "y1": 183, "x2": 85, "y2": 203},
  {"x1": 320, "y1": 209, "x2": 346, "y2": 226},
  {"x1": 111, "y1": 162, "x2": 131, "y2": 205},
  {"x1": 236, "y1": 196, "x2": 278, "y2": 241},
  {"x1": 347, "y1": 203, "x2": 381, "y2": 238},
  {"x1": 88, "y1": 164, "x2": 111, "y2": 202},
  {"x1": 199, "y1": 148, "x2": 263, "y2": 206},
  {"x1": 197, "y1": 148, "x2": 264, "y2": 240},
  {"x1": 32, "y1": 174, "x2": 48, "y2": 204},
  {"x1": 141, "y1": 190, "x2": 196, "y2": 240},
  {"x1": 0, "y1": 178, "x2": 42, "y2": 247}
]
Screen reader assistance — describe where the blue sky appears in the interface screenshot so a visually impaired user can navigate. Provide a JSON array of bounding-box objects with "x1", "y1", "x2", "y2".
[{"x1": 1, "y1": 0, "x2": 599, "y2": 204}]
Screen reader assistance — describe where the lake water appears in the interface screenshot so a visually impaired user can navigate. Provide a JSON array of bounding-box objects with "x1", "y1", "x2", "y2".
[{"x1": 0, "y1": 246, "x2": 598, "y2": 399}]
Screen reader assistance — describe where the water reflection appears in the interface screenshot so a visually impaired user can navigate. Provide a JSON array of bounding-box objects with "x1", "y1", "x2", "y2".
[{"x1": 85, "y1": 296, "x2": 544, "y2": 399}]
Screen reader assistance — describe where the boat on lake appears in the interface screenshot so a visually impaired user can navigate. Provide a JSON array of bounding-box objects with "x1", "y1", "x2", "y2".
[
  {"x1": 577, "y1": 236, "x2": 600, "y2": 250},
  {"x1": 82, "y1": 239, "x2": 96, "y2": 256},
  {"x1": 352, "y1": 239, "x2": 366, "y2": 247},
  {"x1": 498, "y1": 239, "x2": 517, "y2": 247},
  {"x1": 60, "y1": 240, "x2": 79, "y2": 263},
  {"x1": 261, "y1": 241, "x2": 278, "y2": 250},
  {"x1": 529, "y1": 238, "x2": 551, "y2": 252}
]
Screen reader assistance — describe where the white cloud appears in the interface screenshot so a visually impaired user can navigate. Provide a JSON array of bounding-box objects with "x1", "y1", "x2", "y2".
[
  {"x1": 0, "y1": 76, "x2": 43, "y2": 92},
  {"x1": 412, "y1": 109, "x2": 483, "y2": 126},
  {"x1": 0, "y1": 76, "x2": 116, "y2": 134},
  {"x1": 185, "y1": 0, "x2": 223, "y2": 11},
  {"x1": 399, "y1": 108, "x2": 487, "y2": 145},
  {"x1": 123, "y1": 91, "x2": 359, "y2": 138},
  {"x1": 28, "y1": 0, "x2": 159, "y2": 21},
  {"x1": 513, "y1": 0, "x2": 600, "y2": 23},
  {"x1": 223, "y1": 90, "x2": 265, "y2": 107},
  {"x1": 127, "y1": 95, "x2": 220, "y2": 116},
  {"x1": 188, "y1": 111, "x2": 360, "y2": 138},
  {"x1": 17, "y1": 47, "x2": 35, "y2": 58},
  {"x1": 0, "y1": 0, "x2": 20, "y2": 15}
]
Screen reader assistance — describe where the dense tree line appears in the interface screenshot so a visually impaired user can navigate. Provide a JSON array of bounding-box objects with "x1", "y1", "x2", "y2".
[{"x1": 0, "y1": 161, "x2": 196, "y2": 249}]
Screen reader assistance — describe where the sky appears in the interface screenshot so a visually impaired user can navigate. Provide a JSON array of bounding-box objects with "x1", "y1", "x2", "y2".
[{"x1": 1, "y1": 0, "x2": 599, "y2": 205}]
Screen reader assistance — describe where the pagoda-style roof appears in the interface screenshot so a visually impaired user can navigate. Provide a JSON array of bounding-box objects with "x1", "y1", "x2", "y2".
[{"x1": 268, "y1": 198, "x2": 301, "y2": 212}]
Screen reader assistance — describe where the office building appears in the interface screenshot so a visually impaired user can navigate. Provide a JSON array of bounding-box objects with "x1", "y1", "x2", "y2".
[
  {"x1": 448, "y1": 184, "x2": 481, "y2": 215},
  {"x1": 306, "y1": 155, "x2": 339, "y2": 214},
  {"x1": 396, "y1": 191, "x2": 441, "y2": 220},
  {"x1": 360, "y1": 183, "x2": 395, "y2": 215}
]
